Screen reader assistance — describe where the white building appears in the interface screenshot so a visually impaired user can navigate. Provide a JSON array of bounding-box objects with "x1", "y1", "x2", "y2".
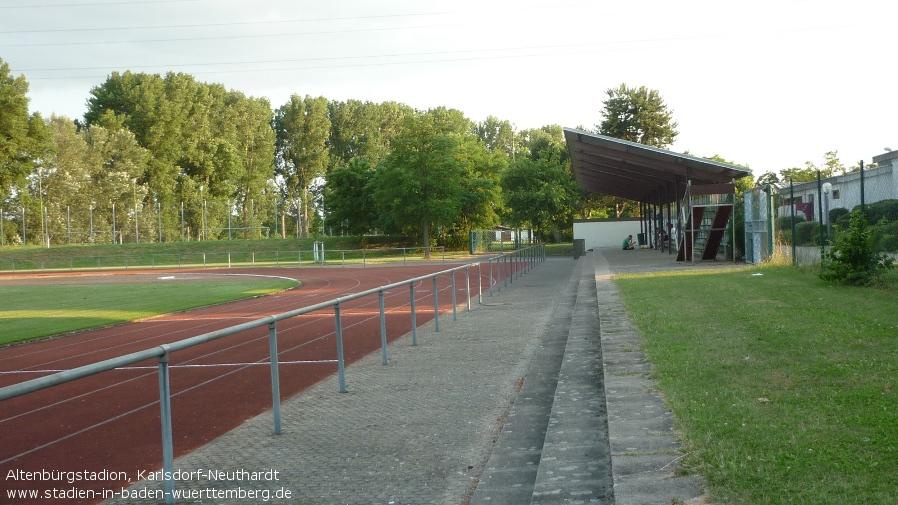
[{"x1": 774, "y1": 151, "x2": 898, "y2": 222}]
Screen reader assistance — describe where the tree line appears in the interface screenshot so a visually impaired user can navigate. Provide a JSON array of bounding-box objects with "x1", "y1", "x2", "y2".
[{"x1": 2, "y1": 58, "x2": 688, "y2": 250}]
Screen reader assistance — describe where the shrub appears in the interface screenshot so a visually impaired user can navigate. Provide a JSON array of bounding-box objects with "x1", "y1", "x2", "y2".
[
  {"x1": 774, "y1": 214, "x2": 807, "y2": 245},
  {"x1": 829, "y1": 207, "x2": 850, "y2": 228},
  {"x1": 820, "y1": 210, "x2": 894, "y2": 285},
  {"x1": 863, "y1": 199, "x2": 898, "y2": 225},
  {"x1": 794, "y1": 221, "x2": 821, "y2": 246}
]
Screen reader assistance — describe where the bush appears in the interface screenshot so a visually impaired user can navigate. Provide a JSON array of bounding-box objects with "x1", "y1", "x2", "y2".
[
  {"x1": 829, "y1": 207, "x2": 850, "y2": 227},
  {"x1": 774, "y1": 214, "x2": 807, "y2": 245},
  {"x1": 863, "y1": 199, "x2": 898, "y2": 225},
  {"x1": 872, "y1": 220, "x2": 898, "y2": 253},
  {"x1": 821, "y1": 210, "x2": 894, "y2": 285},
  {"x1": 794, "y1": 221, "x2": 821, "y2": 246}
]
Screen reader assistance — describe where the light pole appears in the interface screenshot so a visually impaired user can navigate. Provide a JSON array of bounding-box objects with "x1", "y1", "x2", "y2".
[
  {"x1": 89, "y1": 202, "x2": 95, "y2": 243},
  {"x1": 132, "y1": 178, "x2": 139, "y2": 244},
  {"x1": 822, "y1": 182, "x2": 832, "y2": 239},
  {"x1": 295, "y1": 198, "x2": 301, "y2": 239},
  {"x1": 38, "y1": 167, "x2": 48, "y2": 248},
  {"x1": 200, "y1": 185, "x2": 206, "y2": 241}
]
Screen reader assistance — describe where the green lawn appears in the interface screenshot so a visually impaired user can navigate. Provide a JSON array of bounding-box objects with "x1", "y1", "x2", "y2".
[
  {"x1": 615, "y1": 265, "x2": 898, "y2": 505},
  {"x1": 0, "y1": 279, "x2": 296, "y2": 345}
]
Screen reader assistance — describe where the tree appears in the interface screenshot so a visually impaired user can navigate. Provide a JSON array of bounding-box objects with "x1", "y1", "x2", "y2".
[
  {"x1": 500, "y1": 156, "x2": 579, "y2": 241},
  {"x1": 0, "y1": 58, "x2": 51, "y2": 201},
  {"x1": 756, "y1": 171, "x2": 780, "y2": 186},
  {"x1": 474, "y1": 116, "x2": 515, "y2": 158},
  {"x1": 323, "y1": 156, "x2": 378, "y2": 235},
  {"x1": 273, "y1": 94, "x2": 331, "y2": 238},
  {"x1": 780, "y1": 151, "x2": 846, "y2": 183},
  {"x1": 326, "y1": 99, "x2": 412, "y2": 171},
  {"x1": 372, "y1": 108, "x2": 477, "y2": 258},
  {"x1": 596, "y1": 83, "x2": 678, "y2": 148}
]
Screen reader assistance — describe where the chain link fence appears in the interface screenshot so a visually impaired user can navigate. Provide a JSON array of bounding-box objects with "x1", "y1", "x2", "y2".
[
  {"x1": 0, "y1": 198, "x2": 289, "y2": 249},
  {"x1": 745, "y1": 159, "x2": 898, "y2": 266}
]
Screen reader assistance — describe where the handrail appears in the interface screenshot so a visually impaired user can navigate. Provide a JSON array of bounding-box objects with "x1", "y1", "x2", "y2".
[{"x1": 0, "y1": 243, "x2": 545, "y2": 504}]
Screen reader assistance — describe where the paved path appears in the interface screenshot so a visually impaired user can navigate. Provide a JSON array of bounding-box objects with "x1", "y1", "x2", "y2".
[{"x1": 105, "y1": 249, "x2": 710, "y2": 505}]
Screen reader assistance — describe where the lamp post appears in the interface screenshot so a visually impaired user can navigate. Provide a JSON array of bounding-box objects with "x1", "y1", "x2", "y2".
[
  {"x1": 132, "y1": 178, "x2": 139, "y2": 244},
  {"x1": 38, "y1": 167, "x2": 48, "y2": 248},
  {"x1": 89, "y1": 202, "x2": 95, "y2": 243},
  {"x1": 822, "y1": 182, "x2": 832, "y2": 239},
  {"x1": 200, "y1": 185, "x2": 206, "y2": 241},
  {"x1": 295, "y1": 198, "x2": 301, "y2": 239}
]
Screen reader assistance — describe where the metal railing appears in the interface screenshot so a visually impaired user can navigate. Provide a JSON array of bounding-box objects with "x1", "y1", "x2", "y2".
[{"x1": 0, "y1": 244, "x2": 545, "y2": 504}]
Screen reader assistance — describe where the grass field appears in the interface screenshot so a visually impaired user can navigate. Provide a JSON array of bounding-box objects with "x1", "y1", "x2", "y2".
[
  {"x1": 615, "y1": 265, "x2": 898, "y2": 504},
  {"x1": 0, "y1": 278, "x2": 297, "y2": 345}
]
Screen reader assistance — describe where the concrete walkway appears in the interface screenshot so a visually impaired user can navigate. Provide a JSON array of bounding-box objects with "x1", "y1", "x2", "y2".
[{"x1": 105, "y1": 248, "x2": 710, "y2": 505}]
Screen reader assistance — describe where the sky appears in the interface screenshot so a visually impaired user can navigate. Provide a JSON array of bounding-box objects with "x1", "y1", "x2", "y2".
[{"x1": 2, "y1": 0, "x2": 896, "y2": 179}]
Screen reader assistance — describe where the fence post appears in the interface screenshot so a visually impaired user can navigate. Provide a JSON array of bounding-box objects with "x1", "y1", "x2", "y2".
[
  {"x1": 410, "y1": 284, "x2": 418, "y2": 346},
  {"x1": 488, "y1": 258, "x2": 494, "y2": 297},
  {"x1": 268, "y1": 321, "x2": 282, "y2": 435},
  {"x1": 157, "y1": 351, "x2": 175, "y2": 505},
  {"x1": 334, "y1": 303, "x2": 346, "y2": 393},
  {"x1": 379, "y1": 290, "x2": 388, "y2": 365},
  {"x1": 451, "y1": 271, "x2": 458, "y2": 321},
  {"x1": 503, "y1": 254, "x2": 508, "y2": 288},
  {"x1": 432, "y1": 276, "x2": 440, "y2": 332},
  {"x1": 477, "y1": 263, "x2": 483, "y2": 304},
  {"x1": 465, "y1": 265, "x2": 472, "y2": 311}
]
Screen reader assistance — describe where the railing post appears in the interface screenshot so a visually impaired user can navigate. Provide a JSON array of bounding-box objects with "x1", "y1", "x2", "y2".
[
  {"x1": 465, "y1": 265, "x2": 472, "y2": 311},
  {"x1": 451, "y1": 271, "x2": 458, "y2": 320},
  {"x1": 157, "y1": 351, "x2": 175, "y2": 505},
  {"x1": 410, "y1": 283, "x2": 418, "y2": 346},
  {"x1": 379, "y1": 290, "x2": 388, "y2": 365},
  {"x1": 477, "y1": 263, "x2": 483, "y2": 304},
  {"x1": 268, "y1": 321, "x2": 282, "y2": 435},
  {"x1": 432, "y1": 276, "x2": 440, "y2": 332},
  {"x1": 334, "y1": 303, "x2": 346, "y2": 393},
  {"x1": 503, "y1": 254, "x2": 508, "y2": 288},
  {"x1": 488, "y1": 258, "x2": 494, "y2": 297}
]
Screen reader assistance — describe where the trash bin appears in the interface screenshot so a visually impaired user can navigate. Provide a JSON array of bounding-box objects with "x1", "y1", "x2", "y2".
[
  {"x1": 573, "y1": 239, "x2": 586, "y2": 259},
  {"x1": 637, "y1": 233, "x2": 646, "y2": 246}
]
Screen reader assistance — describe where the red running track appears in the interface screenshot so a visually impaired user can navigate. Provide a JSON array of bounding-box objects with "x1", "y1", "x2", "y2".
[{"x1": 0, "y1": 263, "x2": 506, "y2": 504}]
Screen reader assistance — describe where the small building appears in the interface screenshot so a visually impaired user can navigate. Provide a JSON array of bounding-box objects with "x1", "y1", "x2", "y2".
[{"x1": 774, "y1": 158, "x2": 898, "y2": 222}]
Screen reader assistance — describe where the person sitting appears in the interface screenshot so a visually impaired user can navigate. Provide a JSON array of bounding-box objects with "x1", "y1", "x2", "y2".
[{"x1": 622, "y1": 235, "x2": 635, "y2": 250}]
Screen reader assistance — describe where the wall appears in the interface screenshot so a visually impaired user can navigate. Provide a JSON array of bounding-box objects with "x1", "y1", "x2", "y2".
[{"x1": 573, "y1": 219, "x2": 642, "y2": 250}]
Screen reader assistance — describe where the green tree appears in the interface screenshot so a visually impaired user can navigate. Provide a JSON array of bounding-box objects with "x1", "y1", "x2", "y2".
[
  {"x1": 474, "y1": 116, "x2": 515, "y2": 158},
  {"x1": 372, "y1": 108, "x2": 476, "y2": 258},
  {"x1": 500, "y1": 155, "x2": 579, "y2": 242},
  {"x1": 327, "y1": 99, "x2": 412, "y2": 171},
  {"x1": 0, "y1": 58, "x2": 51, "y2": 201},
  {"x1": 756, "y1": 171, "x2": 780, "y2": 186},
  {"x1": 596, "y1": 83, "x2": 678, "y2": 148},
  {"x1": 323, "y1": 156, "x2": 378, "y2": 235},
  {"x1": 273, "y1": 94, "x2": 331, "y2": 238}
]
